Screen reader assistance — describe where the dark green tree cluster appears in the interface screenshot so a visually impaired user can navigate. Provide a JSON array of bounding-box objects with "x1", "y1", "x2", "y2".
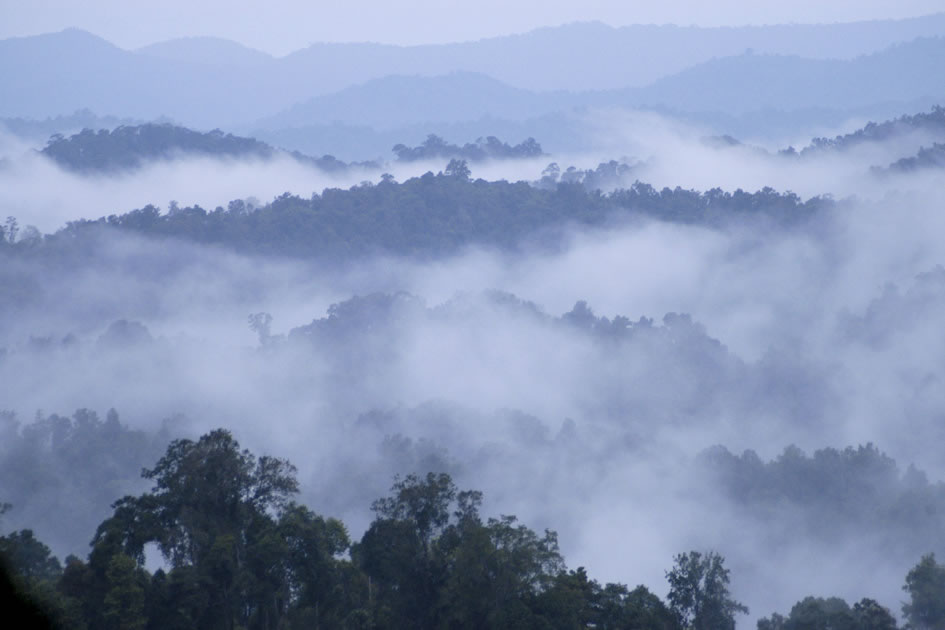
[
  {"x1": 40, "y1": 124, "x2": 369, "y2": 174},
  {"x1": 7, "y1": 425, "x2": 945, "y2": 629},
  {"x1": 535, "y1": 160, "x2": 638, "y2": 191},
  {"x1": 42, "y1": 125, "x2": 276, "y2": 172},
  {"x1": 757, "y1": 596, "x2": 898, "y2": 630},
  {"x1": 666, "y1": 551, "x2": 747, "y2": 630},
  {"x1": 392, "y1": 134, "x2": 544, "y2": 162},
  {"x1": 902, "y1": 554, "x2": 945, "y2": 630},
  {"x1": 0, "y1": 174, "x2": 828, "y2": 263},
  {"x1": 698, "y1": 443, "x2": 945, "y2": 550},
  {"x1": 0, "y1": 428, "x2": 751, "y2": 630},
  {"x1": 752, "y1": 553, "x2": 945, "y2": 629}
]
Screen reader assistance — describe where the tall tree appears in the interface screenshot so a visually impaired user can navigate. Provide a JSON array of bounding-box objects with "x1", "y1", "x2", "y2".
[
  {"x1": 99, "y1": 429, "x2": 299, "y2": 630},
  {"x1": 666, "y1": 551, "x2": 747, "y2": 630},
  {"x1": 903, "y1": 554, "x2": 945, "y2": 630}
]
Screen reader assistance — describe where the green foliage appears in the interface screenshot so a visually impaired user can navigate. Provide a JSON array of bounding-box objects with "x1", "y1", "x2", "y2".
[
  {"x1": 535, "y1": 572, "x2": 681, "y2": 630},
  {"x1": 758, "y1": 596, "x2": 899, "y2": 630},
  {"x1": 42, "y1": 124, "x2": 275, "y2": 172},
  {"x1": 136, "y1": 428, "x2": 298, "y2": 567},
  {"x1": 40, "y1": 124, "x2": 368, "y2": 174},
  {"x1": 666, "y1": 551, "x2": 748, "y2": 630},
  {"x1": 0, "y1": 530, "x2": 62, "y2": 582},
  {"x1": 356, "y1": 472, "x2": 572, "y2": 628},
  {"x1": 393, "y1": 134, "x2": 544, "y2": 162},
  {"x1": 853, "y1": 599, "x2": 900, "y2": 630},
  {"x1": 26, "y1": 175, "x2": 827, "y2": 263},
  {"x1": 903, "y1": 554, "x2": 945, "y2": 629},
  {"x1": 102, "y1": 554, "x2": 147, "y2": 630},
  {"x1": 5, "y1": 424, "x2": 940, "y2": 630}
]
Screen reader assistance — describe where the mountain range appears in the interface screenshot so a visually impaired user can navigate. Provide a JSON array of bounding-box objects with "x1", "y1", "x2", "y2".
[
  {"x1": 1, "y1": 15, "x2": 945, "y2": 129},
  {"x1": 2, "y1": 17, "x2": 945, "y2": 161}
]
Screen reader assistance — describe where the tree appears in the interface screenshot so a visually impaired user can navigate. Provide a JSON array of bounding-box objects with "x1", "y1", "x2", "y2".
[
  {"x1": 137, "y1": 429, "x2": 298, "y2": 566},
  {"x1": 780, "y1": 596, "x2": 854, "y2": 630},
  {"x1": 0, "y1": 530, "x2": 61, "y2": 582},
  {"x1": 757, "y1": 596, "x2": 898, "y2": 630},
  {"x1": 97, "y1": 429, "x2": 300, "y2": 630},
  {"x1": 277, "y1": 503, "x2": 352, "y2": 627},
  {"x1": 102, "y1": 554, "x2": 147, "y2": 630},
  {"x1": 358, "y1": 473, "x2": 568, "y2": 629},
  {"x1": 444, "y1": 159, "x2": 471, "y2": 181},
  {"x1": 370, "y1": 472, "x2": 456, "y2": 553},
  {"x1": 248, "y1": 312, "x2": 274, "y2": 347},
  {"x1": 666, "y1": 551, "x2": 747, "y2": 630},
  {"x1": 903, "y1": 554, "x2": 945, "y2": 629},
  {"x1": 358, "y1": 473, "x2": 457, "y2": 627},
  {"x1": 852, "y1": 598, "x2": 898, "y2": 630},
  {"x1": 3, "y1": 216, "x2": 19, "y2": 243}
]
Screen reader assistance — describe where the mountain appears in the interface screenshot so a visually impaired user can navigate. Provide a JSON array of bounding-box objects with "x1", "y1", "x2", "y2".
[
  {"x1": 0, "y1": 29, "x2": 293, "y2": 127},
  {"x1": 624, "y1": 37, "x2": 945, "y2": 114},
  {"x1": 2, "y1": 15, "x2": 945, "y2": 127},
  {"x1": 159, "y1": 14, "x2": 945, "y2": 92},
  {"x1": 254, "y1": 72, "x2": 579, "y2": 130},
  {"x1": 252, "y1": 38, "x2": 945, "y2": 132},
  {"x1": 136, "y1": 36, "x2": 272, "y2": 67}
]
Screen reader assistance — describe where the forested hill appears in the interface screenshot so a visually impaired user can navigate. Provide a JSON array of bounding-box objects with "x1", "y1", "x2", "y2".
[
  {"x1": 884, "y1": 142, "x2": 945, "y2": 172},
  {"x1": 800, "y1": 105, "x2": 945, "y2": 154},
  {"x1": 12, "y1": 174, "x2": 828, "y2": 261},
  {"x1": 40, "y1": 123, "x2": 362, "y2": 173},
  {"x1": 393, "y1": 133, "x2": 544, "y2": 162}
]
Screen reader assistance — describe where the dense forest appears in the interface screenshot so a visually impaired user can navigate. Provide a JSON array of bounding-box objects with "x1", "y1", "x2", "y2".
[
  {"x1": 31, "y1": 125, "x2": 548, "y2": 175},
  {"x1": 37, "y1": 124, "x2": 370, "y2": 174},
  {"x1": 0, "y1": 173, "x2": 826, "y2": 262},
  {"x1": 885, "y1": 142, "x2": 945, "y2": 172},
  {"x1": 3, "y1": 424, "x2": 943, "y2": 630},
  {"x1": 799, "y1": 106, "x2": 945, "y2": 155}
]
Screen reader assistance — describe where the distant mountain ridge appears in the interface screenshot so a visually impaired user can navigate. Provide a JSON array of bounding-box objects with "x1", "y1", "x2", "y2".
[
  {"x1": 2, "y1": 15, "x2": 945, "y2": 127},
  {"x1": 254, "y1": 72, "x2": 579, "y2": 130},
  {"x1": 250, "y1": 38, "x2": 945, "y2": 131},
  {"x1": 141, "y1": 14, "x2": 945, "y2": 91},
  {"x1": 610, "y1": 37, "x2": 945, "y2": 114},
  {"x1": 136, "y1": 36, "x2": 271, "y2": 67}
]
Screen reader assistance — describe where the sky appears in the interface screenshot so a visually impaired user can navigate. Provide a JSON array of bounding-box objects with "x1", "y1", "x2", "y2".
[{"x1": 3, "y1": 0, "x2": 945, "y2": 55}]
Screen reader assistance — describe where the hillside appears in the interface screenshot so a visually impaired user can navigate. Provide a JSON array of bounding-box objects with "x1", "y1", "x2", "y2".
[
  {"x1": 618, "y1": 37, "x2": 945, "y2": 114},
  {"x1": 255, "y1": 72, "x2": 577, "y2": 130}
]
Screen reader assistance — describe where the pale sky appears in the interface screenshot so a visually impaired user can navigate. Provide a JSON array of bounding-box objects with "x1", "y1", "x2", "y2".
[{"x1": 3, "y1": 0, "x2": 945, "y2": 55}]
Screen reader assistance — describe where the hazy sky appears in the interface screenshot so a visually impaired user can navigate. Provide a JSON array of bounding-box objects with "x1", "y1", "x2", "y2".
[{"x1": 3, "y1": 0, "x2": 944, "y2": 55}]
